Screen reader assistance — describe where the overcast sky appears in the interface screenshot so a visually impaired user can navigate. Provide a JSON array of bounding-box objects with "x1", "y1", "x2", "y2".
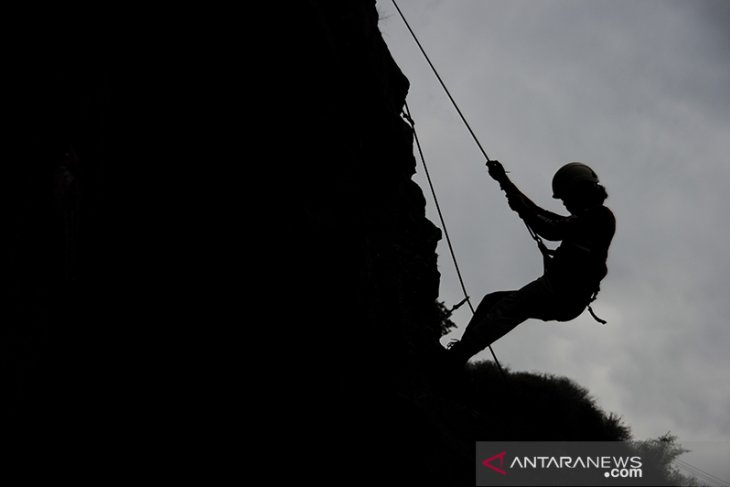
[{"x1": 377, "y1": 0, "x2": 729, "y2": 482}]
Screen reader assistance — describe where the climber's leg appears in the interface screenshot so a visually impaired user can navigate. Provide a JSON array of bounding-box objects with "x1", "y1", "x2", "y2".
[
  {"x1": 443, "y1": 291, "x2": 514, "y2": 371},
  {"x1": 468, "y1": 291, "x2": 515, "y2": 332},
  {"x1": 448, "y1": 278, "x2": 555, "y2": 366}
]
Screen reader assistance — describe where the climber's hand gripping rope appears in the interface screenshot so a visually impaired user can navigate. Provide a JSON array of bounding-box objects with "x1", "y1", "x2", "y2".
[
  {"x1": 487, "y1": 160, "x2": 530, "y2": 216},
  {"x1": 486, "y1": 159, "x2": 508, "y2": 184}
]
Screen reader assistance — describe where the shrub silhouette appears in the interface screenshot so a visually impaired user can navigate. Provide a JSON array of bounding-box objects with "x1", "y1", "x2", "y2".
[{"x1": 456, "y1": 360, "x2": 632, "y2": 442}]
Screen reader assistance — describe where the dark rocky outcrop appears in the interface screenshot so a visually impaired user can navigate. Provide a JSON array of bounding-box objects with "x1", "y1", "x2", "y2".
[
  {"x1": 272, "y1": 2, "x2": 449, "y2": 482},
  {"x1": 4, "y1": 0, "x2": 442, "y2": 469}
]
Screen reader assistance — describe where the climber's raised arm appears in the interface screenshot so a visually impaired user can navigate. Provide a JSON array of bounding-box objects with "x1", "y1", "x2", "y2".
[{"x1": 487, "y1": 160, "x2": 571, "y2": 241}]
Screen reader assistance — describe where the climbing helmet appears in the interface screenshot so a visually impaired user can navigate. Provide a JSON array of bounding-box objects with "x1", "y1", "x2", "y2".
[{"x1": 552, "y1": 162, "x2": 599, "y2": 199}]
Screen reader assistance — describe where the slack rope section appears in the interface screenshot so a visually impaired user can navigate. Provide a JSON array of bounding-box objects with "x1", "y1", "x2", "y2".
[{"x1": 401, "y1": 104, "x2": 505, "y2": 377}]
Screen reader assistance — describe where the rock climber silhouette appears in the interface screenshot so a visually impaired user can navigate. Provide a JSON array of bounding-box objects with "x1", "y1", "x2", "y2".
[{"x1": 445, "y1": 160, "x2": 615, "y2": 372}]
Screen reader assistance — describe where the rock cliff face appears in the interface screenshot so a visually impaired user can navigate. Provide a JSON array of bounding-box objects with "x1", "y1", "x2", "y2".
[
  {"x1": 284, "y1": 1, "x2": 443, "y2": 376},
  {"x1": 275, "y1": 1, "x2": 449, "y2": 481},
  {"x1": 7, "y1": 0, "x2": 446, "y2": 472}
]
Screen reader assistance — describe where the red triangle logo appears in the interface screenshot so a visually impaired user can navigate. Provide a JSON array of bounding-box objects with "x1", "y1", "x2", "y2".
[{"x1": 482, "y1": 451, "x2": 507, "y2": 475}]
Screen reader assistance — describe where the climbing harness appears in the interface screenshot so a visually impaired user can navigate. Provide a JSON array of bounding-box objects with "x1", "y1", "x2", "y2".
[
  {"x1": 527, "y1": 222, "x2": 607, "y2": 325},
  {"x1": 393, "y1": 0, "x2": 608, "y2": 327}
]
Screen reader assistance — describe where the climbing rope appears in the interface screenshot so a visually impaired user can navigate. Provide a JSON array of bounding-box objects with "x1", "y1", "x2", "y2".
[
  {"x1": 391, "y1": 0, "x2": 492, "y2": 164},
  {"x1": 402, "y1": 103, "x2": 505, "y2": 377},
  {"x1": 391, "y1": 0, "x2": 545, "y2": 252}
]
